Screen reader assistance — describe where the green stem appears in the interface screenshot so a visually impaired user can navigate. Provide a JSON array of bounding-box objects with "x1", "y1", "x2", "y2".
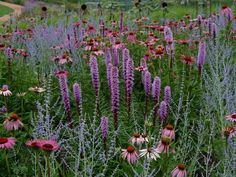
[{"x1": 5, "y1": 150, "x2": 10, "y2": 177}]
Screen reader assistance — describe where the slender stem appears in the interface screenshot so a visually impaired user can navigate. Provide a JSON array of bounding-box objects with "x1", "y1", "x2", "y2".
[
  {"x1": 45, "y1": 154, "x2": 51, "y2": 177},
  {"x1": 5, "y1": 150, "x2": 10, "y2": 177}
]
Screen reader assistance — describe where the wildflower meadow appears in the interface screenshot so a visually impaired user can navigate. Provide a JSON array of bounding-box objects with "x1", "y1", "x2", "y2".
[{"x1": 0, "y1": 0, "x2": 236, "y2": 176}]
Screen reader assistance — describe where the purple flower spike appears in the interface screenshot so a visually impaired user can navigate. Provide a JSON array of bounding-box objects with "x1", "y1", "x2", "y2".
[
  {"x1": 107, "y1": 63, "x2": 113, "y2": 90},
  {"x1": 55, "y1": 70, "x2": 72, "y2": 127},
  {"x1": 101, "y1": 116, "x2": 109, "y2": 140},
  {"x1": 112, "y1": 48, "x2": 119, "y2": 66},
  {"x1": 119, "y1": 12, "x2": 124, "y2": 32},
  {"x1": 212, "y1": 23, "x2": 217, "y2": 39},
  {"x1": 197, "y1": 41, "x2": 206, "y2": 76},
  {"x1": 105, "y1": 48, "x2": 112, "y2": 66},
  {"x1": 110, "y1": 66, "x2": 119, "y2": 130},
  {"x1": 164, "y1": 86, "x2": 171, "y2": 106},
  {"x1": 159, "y1": 101, "x2": 168, "y2": 122},
  {"x1": 73, "y1": 83, "x2": 82, "y2": 116},
  {"x1": 125, "y1": 58, "x2": 134, "y2": 112},
  {"x1": 152, "y1": 76, "x2": 161, "y2": 104},
  {"x1": 89, "y1": 56, "x2": 100, "y2": 97},
  {"x1": 144, "y1": 71, "x2": 151, "y2": 96},
  {"x1": 122, "y1": 48, "x2": 130, "y2": 79}
]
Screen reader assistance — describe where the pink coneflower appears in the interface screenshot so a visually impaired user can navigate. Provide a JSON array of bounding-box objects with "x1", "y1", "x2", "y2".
[
  {"x1": 178, "y1": 39, "x2": 189, "y2": 45},
  {"x1": 121, "y1": 146, "x2": 139, "y2": 164},
  {"x1": 28, "y1": 86, "x2": 46, "y2": 93},
  {"x1": 226, "y1": 113, "x2": 236, "y2": 122},
  {"x1": 3, "y1": 113, "x2": 24, "y2": 130},
  {"x1": 87, "y1": 25, "x2": 96, "y2": 34},
  {"x1": 39, "y1": 140, "x2": 60, "y2": 151},
  {"x1": 156, "y1": 137, "x2": 171, "y2": 153},
  {"x1": 171, "y1": 164, "x2": 187, "y2": 177},
  {"x1": 221, "y1": 5, "x2": 233, "y2": 21},
  {"x1": 0, "y1": 137, "x2": 15, "y2": 149},
  {"x1": 154, "y1": 45, "x2": 165, "y2": 58},
  {"x1": 127, "y1": 32, "x2": 136, "y2": 42},
  {"x1": 139, "y1": 147, "x2": 160, "y2": 160},
  {"x1": 180, "y1": 55, "x2": 195, "y2": 65},
  {"x1": 113, "y1": 41, "x2": 124, "y2": 49},
  {"x1": 0, "y1": 85, "x2": 12, "y2": 96},
  {"x1": 26, "y1": 139, "x2": 42, "y2": 148},
  {"x1": 135, "y1": 66, "x2": 147, "y2": 72},
  {"x1": 222, "y1": 126, "x2": 236, "y2": 139},
  {"x1": 130, "y1": 133, "x2": 143, "y2": 145},
  {"x1": 162, "y1": 124, "x2": 175, "y2": 140}
]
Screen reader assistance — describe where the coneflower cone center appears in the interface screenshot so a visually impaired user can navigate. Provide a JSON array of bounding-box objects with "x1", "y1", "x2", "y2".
[
  {"x1": 133, "y1": 133, "x2": 140, "y2": 138},
  {"x1": 231, "y1": 114, "x2": 236, "y2": 119},
  {"x1": 0, "y1": 138, "x2": 8, "y2": 144},
  {"x1": 178, "y1": 164, "x2": 186, "y2": 170},
  {"x1": 166, "y1": 124, "x2": 174, "y2": 130},
  {"x1": 127, "y1": 146, "x2": 135, "y2": 153},
  {"x1": 42, "y1": 144, "x2": 54, "y2": 149}
]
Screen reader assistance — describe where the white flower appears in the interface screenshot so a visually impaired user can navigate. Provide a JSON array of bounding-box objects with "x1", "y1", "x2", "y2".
[
  {"x1": 0, "y1": 89, "x2": 12, "y2": 96},
  {"x1": 139, "y1": 148, "x2": 160, "y2": 160}
]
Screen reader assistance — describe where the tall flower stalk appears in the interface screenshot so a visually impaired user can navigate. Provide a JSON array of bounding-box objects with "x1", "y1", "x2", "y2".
[
  {"x1": 125, "y1": 58, "x2": 134, "y2": 114},
  {"x1": 152, "y1": 76, "x2": 161, "y2": 126},
  {"x1": 55, "y1": 70, "x2": 72, "y2": 128},
  {"x1": 110, "y1": 66, "x2": 119, "y2": 131},
  {"x1": 89, "y1": 56, "x2": 100, "y2": 115},
  {"x1": 100, "y1": 116, "x2": 109, "y2": 157},
  {"x1": 73, "y1": 83, "x2": 82, "y2": 118},
  {"x1": 144, "y1": 71, "x2": 151, "y2": 119},
  {"x1": 197, "y1": 41, "x2": 206, "y2": 78}
]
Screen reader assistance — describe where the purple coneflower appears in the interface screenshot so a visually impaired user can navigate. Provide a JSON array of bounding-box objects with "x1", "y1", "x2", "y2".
[
  {"x1": 3, "y1": 113, "x2": 24, "y2": 131},
  {"x1": 162, "y1": 124, "x2": 175, "y2": 140},
  {"x1": 121, "y1": 146, "x2": 139, "y2": 164},
  {"x1": 0, "y1": 137, "x2": 15, "y2": 149},
  {"x1": 171, "y1": 164, "x2": 187, "y2": 177},
  {"x1": 226, "y1": 113, "x2": 236, "y2": 122},
  {"x1": 139, "y1": 148, "x2": 160, "y2": 160}
]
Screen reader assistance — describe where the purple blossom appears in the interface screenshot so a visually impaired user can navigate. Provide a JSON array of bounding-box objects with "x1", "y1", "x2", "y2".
[
  {"x1": 164, "y1": 26, "x2": 173, "y2": 42},
  {"x1": 112, "y1": 48, "x2": 119, "y2": 66},
  {"x1": 159, "y1": 101, "x2": 168, "y2": 121},
  {"x1": 140, "y1": 58, "x2": 148, "y2": 84},
  {"x1": 100, "y1": 116, "x2": 109, "y2": 140},
  {"x1": 119, "y1": 12, "x2": 124, "y2": 32},
  {"x1": 152, "y1": 76, "x2": 161, "y2": 104},
  {"x1": 144, "y1": 71, "x2": 151, "y2": 96},
  {"x1": 105, "y1": 48, "x2": 112, "y2": 66},
  {"x1": 89, "y1": 56, "x2": 100, "y2": 97},
  {"x1": 107, "y1": 63, "x2": 113, "y2": 90},
  {"x1": 110, "y1": 66, "x2": 119, "y2": 130},
  {"x1": 122, "y1": 48, "x2": 130, "y2": 79},
  {"x1": 164, "y1": 86, "x2": 171, "y2": 106},
  {"x1": 55, "y1": 70, "x2": 72, "y2": 127},
  {"x1": 73, "y1": 83, "x2": 82, "y2": 115},
  {"x1": 212, "y1": 23, "x2": 217, "y2": 39},
  {"x1": 197, "y1": 15, "x2": 202, "y2": 27},
  {"x1": 197, "y1": 41, "x2": 206, "y2": 76},
  {"x1": 0, "y1": 106, "x2": 7, "y2": 113},
  {"x1": 125, "y1": 58, "x2": 134, "y2": 112}
]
